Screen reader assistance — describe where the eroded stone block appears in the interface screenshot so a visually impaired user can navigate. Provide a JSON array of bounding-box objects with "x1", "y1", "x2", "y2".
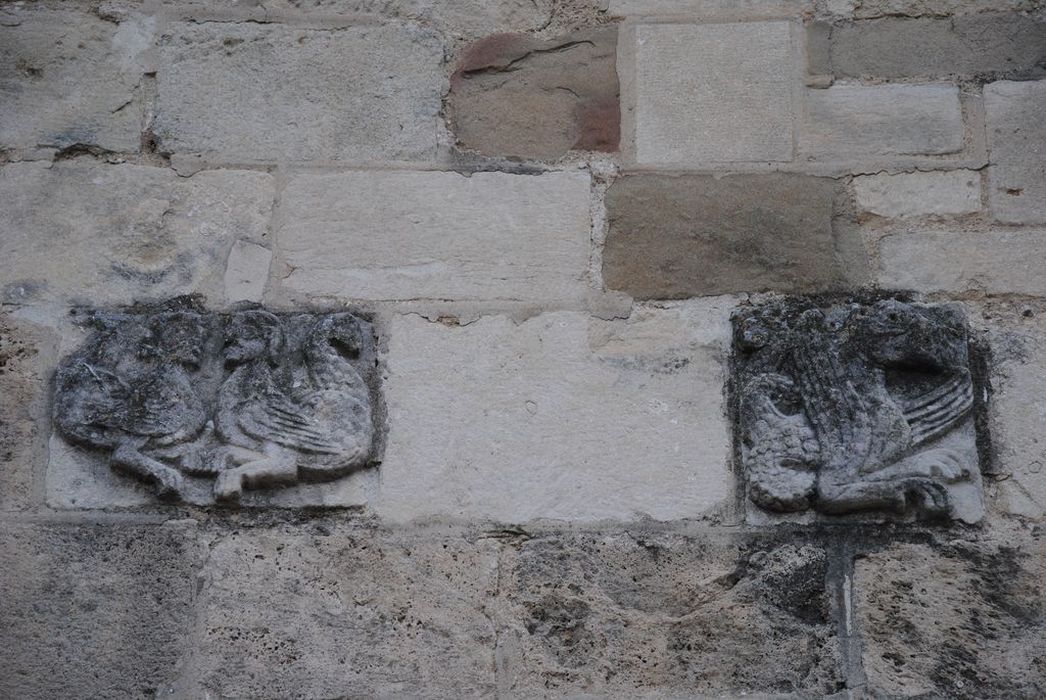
[
  {"x1": 733, "y1": 296, "x2": 984, "y2": 522},
  {"x1": 985, "y1": 80, "x2": 1046, "y2": 225},
  {"x1": 0, "y1": 521, "x2": 199, "y2": 698},
  {"x1": 50, "y1": 298, "x2": 382, "y2": 507},
  {"x1": 853, "y1": 169, "x2": 981, "y2": 218},
  {"x1": 448, "y1": 28, "x2": 620, "y2": 159}
]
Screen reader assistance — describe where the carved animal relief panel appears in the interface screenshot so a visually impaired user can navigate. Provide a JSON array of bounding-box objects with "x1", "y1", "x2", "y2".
[
  {"x1": 733, "y1": 297, "x2": 984, "y2": 523},
  {"x1": 52, "y1": 299, "x2": 380, "y2": 505}
]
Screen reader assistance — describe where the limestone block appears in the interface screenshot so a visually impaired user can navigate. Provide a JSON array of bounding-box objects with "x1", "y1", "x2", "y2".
[
  {"x1": 155, "y1": 22, "x2": 443, "y2": 162},
  {"x1": 498, "y1": 531, "x2": 843, "y2": 696},
  {"x1": 0, "y1": 161, "x2": 274, "y2": 306},
  {"x1": 224, "y1": 239, "x2": 272, "y2": 303},
  {"x1": 277, "y1": 170, "x2": 592, "y2": 303},
  {"x1": 631, "y1": 21, "x2": 796, "y2": 164},
  {"x1": 0, "y1": 314, "x2": 58, "y2": 511},
  {"x1": 602, "y1": 173, "x2": 867, "y2": 298},
  {"x1": 829, "y1": 16, "x2": 1046, "y2": 80},
  {"x1": 610, "y1": 0, "x2": 810, "y2": 18},
  {"x1": 0, "y1": 521, "x2": 199, "y2": 698},
  {"x1": 376, "y1": 302, "x2": 735, "y2": 523},
  {"x1": 878, "y1": 230, "x2": 1046, "y2": 296},
  {"x1": 799, "y1": 84, "x2": 963, "y2": 163},
  {"x1": 0, "y1": 7, "x2": 151, "y2": 152},
  {"x1": 853, "y1": 170, "x2": 981, "y2": 218},
  {"x1": 853, "y1": 0, "x2": 1038, "y2": 18},
  {"x1": 448, "y1": 28, "x2": 619, "y2": 159},
  {"x1": 855, "y1": 537, "x2": 1046, "y2": 697},
  {"x1": 985, "y1": 80, "x2": 1046, "y2": 225},
  {"x1": 181, "y1": 524, "x2": 498, "y2": 697}
]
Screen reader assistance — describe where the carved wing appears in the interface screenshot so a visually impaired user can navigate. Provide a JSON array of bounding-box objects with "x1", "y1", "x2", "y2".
[
  {"x1": 238, "y1": 389, "x2": 344, "y2": 455},
  {"x1": 898, "y1": 373, "x2": 974, "y2": 446}
]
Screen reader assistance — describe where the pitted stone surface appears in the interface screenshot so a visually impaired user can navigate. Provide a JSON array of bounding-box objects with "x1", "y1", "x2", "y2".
[
  {"x1": 155, "y1": 22, "x2": 443, "y2": 162},
  {"x1": 733, "y1": 296, "x2": 983, "y2": 522},
  {"x1": 0, "y1": 161, "x2": 274, "y2": 306},
  {"x1": 0, "y1": 7, "x2": 151, "y2": 152},
  {"x1": 51, "y1": 299, "x2": 381, "y2": 506}
]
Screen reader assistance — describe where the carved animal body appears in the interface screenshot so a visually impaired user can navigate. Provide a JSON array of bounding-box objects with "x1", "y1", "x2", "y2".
[
  {"x1": 52, "y1": 301, "x2": 377, "y2": 503},
  {"x1": 735, "y1": 299, "x2": 977, "y2": 518}
]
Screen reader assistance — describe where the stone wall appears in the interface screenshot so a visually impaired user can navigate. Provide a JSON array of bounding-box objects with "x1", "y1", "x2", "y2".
[{"x1": 1, "y1": 0, "x2": 1045, "y2": 697}]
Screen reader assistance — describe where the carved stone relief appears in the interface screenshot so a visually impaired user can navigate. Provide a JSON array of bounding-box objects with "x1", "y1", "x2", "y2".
[
  {"x1": 732, "y1": 297, "x2": 984, "y2": 523},
  {"x1": 52, "y1": 298, "x2": 379, "y2": 504}
]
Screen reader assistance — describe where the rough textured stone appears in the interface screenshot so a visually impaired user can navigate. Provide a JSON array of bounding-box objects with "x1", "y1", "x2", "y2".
[
  {"x1": 853, "y1": 0, "x2": 1040, "y2": 18},
  {"x1": 0, "y1": 161, "x2": 274, "y2": 306},
  {"x1": 0, "y1": 521, "x2": 199, "y2": 699},
  {"x1": 603, "y1": 173, "x2": 865, "y2": 298},
  {"x1": 855, "y1": 537, "x2": 1046, "y2": 698},
  {"x1": 0, "y1": 7, "x2": 151, "y2": 152},
  {"x1": 853, "y1": 170, "x2": 981, "y2": 218},
  {"x1": 878, "y1": 230, "x2": 1046, "y2": 296},
  {"x1": 448, "y1": 28, "x2": 620, "y2": 159},
  {"x1": 499, "y1": 531, "x2": 844, "y2": 696},
  {"x1": 155, "y1": 22, "x2": 443, "y2": 162},
  {"x1": 223, "y1": 239, "x2": 272, "y2": 303},
  {"x1": 177, "y1": 524, "x2": 498, "y2": 698},
  {"x1": 631, "y1": 21, "x2": 795, "y2": 164},
  {"x1": 800, "y1": 84, "x2": 964, "y2": 163},
  {"x1": 377, "y1": 303, "x2": 734, "y2": 523},
  {"x1": 0, "y1": 314, "x2": 57, "y2": 511},
  {"x1": 985, "y1": 80, "x2": 1046, "y2": 224},
  {"x1": 827, "y1": 16, "x2": 1046, "y2": 80},
  {"x1": 610, "y1": 0, "x2": 810, "y2": 17},
  {"x1": 277, "y1": 170, "x2": 591, "y2": 303}
]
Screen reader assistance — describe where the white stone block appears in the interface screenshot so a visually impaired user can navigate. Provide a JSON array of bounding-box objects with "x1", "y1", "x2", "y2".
[
  {"x1": 610, "y1": 0, "x2": 809, "y2": 17},
  {"x1": 224, "y1": 240, "x2": 272, "y2": 303},
  {"x1": 277, "y1": 170, "x2": 592, "y2": 303},
  {"x1": 631, "y1": 22, "x2": 796, "y2": 164},
  {"x1": 0, "y1": 161, "x2": 275, "y2": 306},
  {"x1": 878, "y1": 230, "x2": 1046, "y2": 296},
  {"x1": 155, "y1": 22, "x2": 443, "y2": 162},
  {"x1": 376, "y1": 301, "x2": 735, "y2": 523},
  {"x1": 985, "y1": 80, "x2": 1046, "y2": 225},
  {"x1": 853, "y1": 170, "x2": 981, "y2": 218},
  {"x1": 800, "y1": 84, "x2": 963, "y2": 162}
]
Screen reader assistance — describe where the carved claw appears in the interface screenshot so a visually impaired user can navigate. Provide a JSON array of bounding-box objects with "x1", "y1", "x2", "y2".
[
  {"x1": 154, "y1": 468, "x2": 185, "y2": 501},
  {"x1": 902, "y1": 478, "x2": 950, "y2": 515},
  {"x1": 916, "y1": 449, "x2": 972, "y2": 483},
  {"x1": 214, "y1": 469, "x2": 244, "y2": 502}
]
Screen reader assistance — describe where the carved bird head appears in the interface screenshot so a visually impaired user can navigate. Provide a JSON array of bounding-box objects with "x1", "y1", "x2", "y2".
[
  {"x1": 145, "y1": 312, "x2": 207, "y2": 367},
  {"x1": 224, "y1": 310, "x2": 283, "y2": 365},
  {"x1": 308, "y1": 313, "x2": 366, "y2": 360},
  {"x1": 855, "y1": 300, "x2": 967, "y2": 374}
]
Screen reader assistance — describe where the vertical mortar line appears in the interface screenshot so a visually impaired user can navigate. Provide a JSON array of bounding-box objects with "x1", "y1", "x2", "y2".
[{"x1": 827, "y1": 534, "x2": 867, "y2": 692}]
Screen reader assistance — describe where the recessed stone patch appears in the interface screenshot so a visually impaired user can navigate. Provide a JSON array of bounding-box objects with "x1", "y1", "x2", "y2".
[
  {"x1": 732, "y1": 295, "x2": 985, "y2": 523},
  {"x1": 50, "y1": 297, "x2": 383, "y2": 507}
]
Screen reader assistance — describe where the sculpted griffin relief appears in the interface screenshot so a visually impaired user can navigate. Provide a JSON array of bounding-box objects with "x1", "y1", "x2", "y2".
[
  {"x1": 733, "y1": 297, "x2": 984, "y2": 522},
  {"x1": 53, "y1": 298, "x2": 378, "y2": 504}
]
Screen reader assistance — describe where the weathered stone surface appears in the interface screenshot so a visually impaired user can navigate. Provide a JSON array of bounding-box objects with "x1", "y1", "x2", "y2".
[
  {"x1": 0, "y1": 521, "x2": 199, "y2": 698},
  {"x1": 179, "y1": 524, "x2": 497, "y2": 698},
  {"x1": 853, "y1": 170, "x2": 981, "y2": 218},
  {"x1": 603, "y1": 173, "x2": 865, "y2": 298},
  {"x1": 610, "y1": 0, "x2": 810, "y2": 17},
  {"x1": 377, "y1": 303, "x2": 734, "y2": 523},
  {"x1": 827, "y1": 16, "x2": 1046, "y2": 80},
  {"x1": 448, "y1": 28, "x2": 620, "y2": 159},
  {"x1": 853, "y1": 0, "x2": 1040, "y2": 18},
  {"x1": 0, "y1": 7, "x2": 151, "y2": 152},
  {"x1": 855, "y1": 537, "x2": 1046, "y2": 698},
  {"x1": 985, "y1": 80, "x2": 1046, "y2": 224},
  {"x1": 631, "y1": 21, "x2": 795, "y2": 164},
  {"x1": 734, "y1": 296, "x2": 983, "y2": 522},
  {"x1": 800, "y1": 84, "x2": 963, "y2": 163},
  {"x1": 878, "y1": 230, "x2": 1046, "y2": 296},
  {"x1": 277, "y1": 170, "x2": 591, "y2": 303},
  {"x1": 499, "y1": 531, "x2": 843, "y2": 696},
  {"x1": 0, "y1": 161, "x2": 274, "y2": 306},
  {"x1": 50, "y1": 301, "x2": 381, "y2": 507},
  {"x1": 223, "y1": 239, "x2": 271, "y2": 303},
  {"x1": 0, "y1": 314, "x2": 57, "y2": 511},
  {"x1": 155, "y1": 22, "x2": 442, "y2": 162}
]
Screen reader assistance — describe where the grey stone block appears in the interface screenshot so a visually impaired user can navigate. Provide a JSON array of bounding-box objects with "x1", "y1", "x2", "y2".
[
  {"x1": 0, "y1": 7, "x2": 151, "y2": 152},
  {"x1": 0, "y1": 161, "x2": 274, "y2": 306},
  {"x1": 853, "y1": 170, "x2": 981, "y2": 218},
  {"x1": 602, "y1": 173, "x2": 866, "y2": 298},
  {"x1": 498, "y1": 531, "x2": 844, "y2": 696},
  {"x1": 853, "y1": 0, "x2": 1039, "y2": 18},
  {"x1": 986, "y1": 80, "x2": 1046, "y2": 224},
  {"x1": 155, "y1": 22, "x2": 443, "y2": 162},
  {"x1": 855, "y1": 536, "x2": 1046, "y2": 697},
  {"x1": 180, "y1": 524, "x2": 498, "y2": 698},
  {"x1": 0, "y1": 521, "x2": 200, "y2": 698}
]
